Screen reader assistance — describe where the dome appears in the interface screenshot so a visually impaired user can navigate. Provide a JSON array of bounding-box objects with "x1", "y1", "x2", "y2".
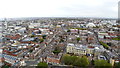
[{"x1": 86, "y1": 23, "x2": 96, "y2": 27}]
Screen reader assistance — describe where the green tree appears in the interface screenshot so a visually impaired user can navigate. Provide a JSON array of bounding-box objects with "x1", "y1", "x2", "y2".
[
  {"x1": 115, "y1": 62, "x2": 120, "y2": 68},
  {"x1": 40, "y1": 38, "x2": 44, "y2": 43},
  {"x1": 53, "y1": 46, "x2": 61, "y2": 55},
  {"x1": 29, "y1": 49, "x2": 33, "y2": 53},
  {"x1": 36, "y1": 62, "x2": 48, "y2": 68},
  {"x1": 61, "y1": 54, "x2": 78, "y2": 65},
  {"x1": 76, "y1": 37, "x2": 81, "y2": 43},
  {"x1": 68, "y1": 55, "x2": 78, "y2": 65},
  {"x1": 61, "y1": 54, "x2": 89, "y2": 67},
  {"x1": 91, "y1": 59, "x2": 94, "y2": 65},
  {"x1": 99, "y1": 41, "x2": 109, "y2": 49},
  {"x1": 73, "y1": 57, "x2": 81, "y2": 67},
  {"x1": 67, "y1": 30, "x2": 71, "y2": 32},
  {"x1": 112, "y1": 37, "x2": 120, "y2": 41},
  {"x1": 31, "y1": 35, "x2": 35, "y2": 37},
  {"x1": 80, "y1": 56, "x2": 89, "y2": 66},
  {"x1": 60, "y1": 39, "x2": 64, "y2": 43},
  {"x1": 61, "y1": 54, "x2": 72, "y2": 65},
  {"x1": 1, "y1": 65, "x2": 10, "y2": 68},
  {"x1": 73, "y1": 56, "x2": 89, "y2": 67},
  {"x1": 71, "y1": 56, "x2": 78, "y2": 64},
  {"x1": 42, "y1": 35, "x2": 47, "y2": 39},
  {"x1": 107, "y1": 43, "x2": 112, "y2": 46},
  {"x1": 94, "y1": 60, "x2": 112, "y2": 68}
]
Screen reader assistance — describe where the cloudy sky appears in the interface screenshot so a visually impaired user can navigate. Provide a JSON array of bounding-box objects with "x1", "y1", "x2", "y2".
[{"x1": 0, "y1": 0, "x2": 119, "y2": 18}]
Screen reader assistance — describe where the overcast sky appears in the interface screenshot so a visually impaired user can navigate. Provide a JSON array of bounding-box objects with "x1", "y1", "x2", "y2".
[{"x1": 0, "y1": 0, "x2": 119, "y2": 18}]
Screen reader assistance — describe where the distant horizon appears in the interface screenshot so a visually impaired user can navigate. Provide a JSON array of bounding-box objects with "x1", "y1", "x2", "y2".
[{"x1": 0, "y1": 16, "x2": 117, "y2": 20}]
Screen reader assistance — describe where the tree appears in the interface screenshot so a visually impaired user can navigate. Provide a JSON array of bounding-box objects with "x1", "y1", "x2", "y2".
[
  {"x1": 36, "y1": 62, "x2": 48, "y2": 68},
  {"x1": 53, "y1": 46, "x2": 61, "y2": 55},
  {"x1": 67, "y1": 30, "x2": 71, "y2": 32},
  {"x1": 31, "y1": 35, "x2": 35, "y2": 37},
  {"x1": 91, "y1": 59, "x2": 94, "y2": 65},
  {"x1": 1, "y1": 65, "x2": 10, "y2": 68},
  {"x1": 94, "y1": 60, "x2": 112, "y2": 68},
  {"x1": 71, "y1": 56, "x2": 78, "y2": 63},
  {"x1": 60, "y1": 39, "x2": 64, "y2": 43},
  {"x1": 40, "y1": 38, "x2": 44, "y2": 43},
  {"x1": 80, "y1": 56, "x2": 89, "y2": 66},
  {"x1": 112, "y1": 37, "x2": 120, "y2": 41},
  {"x1": 42, "y1": 35, "x2": 47, "y2": 39},
  {"x1": 61, "y1": 54, "x2": 89, "y2": 67},
  {"x1": 107, "y1": 43, "x2": 112, "y2": 46},
  {"x1": 77, "y1": 29, "x2": 79, "y2": 34},
  {"x1": 73, "y1": 56, "x2": 89, "y2": 67},
  {"x1": 76, "y1": 37, "x2": 81, "y2": 43},
  {"x1": 115, "y1": 62, "x2": 120, "y2": 68},
  {"x1": 38, "y1": 30, "x2": 41, "y2": 34},
  {"x1": 73, "y1": 57, "x2": 81, "y2": 67},
  {"x1": 29, "y1": 49, "x2": 33, "y2": 53},
  {"x1": 61, "y1": 54, "x2": 78, "y2": 65},
  {"x1": 99, "y1": 41, "x2": 109, "y2": 49},
  {"x1": 61, "y1": 54, "x2": 72, "y2": 65}
]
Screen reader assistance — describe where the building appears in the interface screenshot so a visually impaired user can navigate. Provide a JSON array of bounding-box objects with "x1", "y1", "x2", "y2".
[
  {"x1": 46, "y1": 53, "x2": 62, "y2": 65},
  {"x1": 66, "y1": 43, "x2": 87, "y2": 55},
  {"x1": 86, "y1": 23, "x2": 96, "y2": 28},
  {"x1": 104, "y1": 51, "x2": 119, "y2": 66},
  {"x1": 66, "y1": 43, "x2": 105, "y2": 56}
]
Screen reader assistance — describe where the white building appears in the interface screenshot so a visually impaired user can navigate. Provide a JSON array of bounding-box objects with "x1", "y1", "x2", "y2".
[{"x1": 86, "y1": 23, "x2": 96, "y2": 28}]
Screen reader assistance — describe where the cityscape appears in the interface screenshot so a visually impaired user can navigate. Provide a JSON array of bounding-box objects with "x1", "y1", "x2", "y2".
[
  {"x1": 0, "y1": 0, "x2": 119, "y2": 68},
  {"x1": 0, "y1": 17, "x2": 120, "y2": 68}
]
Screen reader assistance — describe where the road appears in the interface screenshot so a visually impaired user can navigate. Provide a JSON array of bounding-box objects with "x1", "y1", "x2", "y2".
[{"x1": 25, "y1": 30, "x2": 60, "y2": 66}]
